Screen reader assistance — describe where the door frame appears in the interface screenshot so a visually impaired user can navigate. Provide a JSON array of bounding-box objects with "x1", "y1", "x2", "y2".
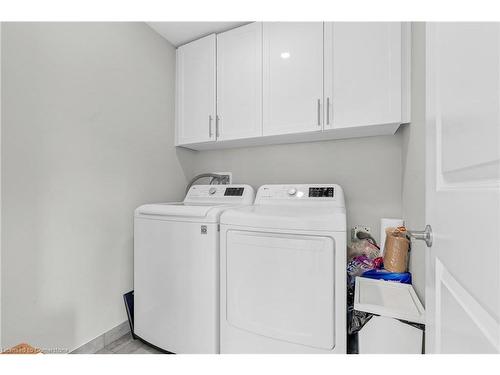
[{"x1": 0, "y1": 22, "x2": 3, "y2": 349}]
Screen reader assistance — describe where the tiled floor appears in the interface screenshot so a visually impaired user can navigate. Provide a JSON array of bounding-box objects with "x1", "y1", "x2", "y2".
[{"x1": 96, "y1": 333, "x2": 164, "y2": 354}]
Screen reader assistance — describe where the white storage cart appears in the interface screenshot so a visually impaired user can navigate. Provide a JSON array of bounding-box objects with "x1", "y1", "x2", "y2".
[{"x1": 354, "y1": 277, "x2": 425, "y2": 354}]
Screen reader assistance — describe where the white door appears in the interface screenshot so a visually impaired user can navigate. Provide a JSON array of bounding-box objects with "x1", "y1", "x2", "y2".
[
  {"x1": 176, "y1": 34, "x2": 216, "y2": 145},
  {"x1": 425, "y1": 22, "x2": 500, "y2": 354},
  {"x1": 217, "y1": 22, "x2": 262, "y2": 141},
  {"x1": 324, "y1": 22, "x2": 402, "y2": 130},
  {"x1": 263, "y1": 22, "x2": 323, "y2": 136}
]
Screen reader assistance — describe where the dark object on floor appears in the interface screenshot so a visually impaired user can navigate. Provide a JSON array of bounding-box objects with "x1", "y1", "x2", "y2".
[
  {"x1": 123, "y1": 291, "x2": 136, "y2": 339},
  {"x1": 347, "y1": 282, "x2": 373, "y2": 336},
  {"x1": 347, "y1": 333, "x2": 359, "y2": 354}
]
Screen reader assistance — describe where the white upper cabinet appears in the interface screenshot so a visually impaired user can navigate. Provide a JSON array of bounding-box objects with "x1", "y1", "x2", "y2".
[
  {"x1": 175, "y1": 22, "x2": 409, "y2": 150},
  {"x1": 176, "y1": 34, "x2": 216, "y2": 145},
  {"x1": 217, "y1": 23, "x2": 263, "y2": 141},
  {"x1": 262, "y1": 22, "x2": 324, "y2": 136},
  {"x1": 324, "y1": 22, "x2": 402, "y2": 130}
]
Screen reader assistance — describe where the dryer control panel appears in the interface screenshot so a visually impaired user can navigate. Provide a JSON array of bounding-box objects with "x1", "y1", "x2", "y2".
[
  {"x1": 308, "y1": 187, "x2": 334, "y2": 198},
  {"x1": 255, "y1": 184, "x2": 345, "y2": 207}
]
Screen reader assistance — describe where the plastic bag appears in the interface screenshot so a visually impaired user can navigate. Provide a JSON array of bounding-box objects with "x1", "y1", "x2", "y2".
[
  {"x1": 347, "y1": 282, "x2": 374, "y2": 336},
  {"x1": 347, "y1": 256, "x2": 383, "y2": 286},
  {"x1": 347, "y1": 256, "x2": 377, "y2": 277},
  {"x1": 347, "y1": 239, "x2": 380, "y2": 261},
  {"x1": 348, "y1": 309, "x2": 374, "y2": 335},
  {"x1": 361, "y1": 269, "x2": 412, "y2": 284},
  {"x1": 346, "y1": 249, "x2": 384, "y2": 338}
]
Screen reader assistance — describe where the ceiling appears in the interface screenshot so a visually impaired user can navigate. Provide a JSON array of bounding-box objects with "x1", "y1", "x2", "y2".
[{"x1": 147, "y1": 22, "x2": 250, "y2": 47}]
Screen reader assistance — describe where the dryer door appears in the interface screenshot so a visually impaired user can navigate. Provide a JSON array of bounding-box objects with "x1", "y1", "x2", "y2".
[{"x1": 225, "y1": 230, "x2": 335, "y2": 350}]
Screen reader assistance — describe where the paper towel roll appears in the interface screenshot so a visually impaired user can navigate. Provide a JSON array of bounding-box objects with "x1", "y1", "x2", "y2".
[{"x1": 380, "y1": 218, "x2": 405, "y2": 255}]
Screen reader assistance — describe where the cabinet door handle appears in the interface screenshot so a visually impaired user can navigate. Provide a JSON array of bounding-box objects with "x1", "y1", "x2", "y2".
[
  {"x1": 208, "y1": 115, "x2": 213, "y2": 138},
  {"x1": 317, "y1": 99, "x2": 321, "y2": 127},
  {"x1": 326, "y1": 97, "x2": 330, "y2": 125},
  {"x1": 216, "y1": 115, "x2": 220, "y2": 138}
]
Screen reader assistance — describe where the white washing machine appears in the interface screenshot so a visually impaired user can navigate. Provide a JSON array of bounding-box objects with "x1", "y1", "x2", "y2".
[
  {"x1": 219, "y1": 184, "x2": 346, "y2": 353},
  {"x1": 134, "y1": 184, "x2": 255, "y2": 354}
]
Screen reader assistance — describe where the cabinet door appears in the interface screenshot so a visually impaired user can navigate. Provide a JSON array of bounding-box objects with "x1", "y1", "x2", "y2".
[
  {"x1": 263, "y1": 22, "x2": 324, "y2": 136},
  {"x1": 217, "y1": 23, "x2": 262, "y2": 141},
  {"x1": 176, "y1": 34, "x2": 216, "y2": 145},
  {"x1": 324, "y1": 23, "x2": 402, "y2": 129}
]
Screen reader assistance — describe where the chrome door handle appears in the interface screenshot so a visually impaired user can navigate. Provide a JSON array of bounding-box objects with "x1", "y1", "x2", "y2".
[
  {"x1": 215, "y1": 115, "x2": 220, "y2": 138},
  {"x1": 408, "y1": 225, "x2": 433, "y2": 247},
  {"x1": 208, "y1": 115, "x2": 213, "y2": 138},
  {"x1": 317, "y1": 99, "x2": 321, "y2": 127},
  {"x1": 326, "y1": 97, "x2": 330, "y2": 125}
]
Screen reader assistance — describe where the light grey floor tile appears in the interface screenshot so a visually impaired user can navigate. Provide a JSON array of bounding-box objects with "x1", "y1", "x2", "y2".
[
  {"x1": 95, "y1": 348, "x2": 114, "y2": 354},
  {"x1": 131, "y1": 347, "x2": 154, "y2": 354},
  {"x1": 111, "y1": 339, "x2": 144, "y2": 354},
  {"x1": 104, "y1": 321, "x2": 130, "y2": 346},
  {"x1": 140, "y1": 345, "x2": 163, "y2": 354},
  {"x1": 93, "y1": 331, "x2": 166, "y2": 354},
  {"x1": 105, "y1": 333, "x2": 133, "y2": 352},
  {"x1": 71, "y1": 335, "x2": 105, "y2": 354},
  {"x1": 72, "y1": 326, "x2": 164, "y2": 355}
]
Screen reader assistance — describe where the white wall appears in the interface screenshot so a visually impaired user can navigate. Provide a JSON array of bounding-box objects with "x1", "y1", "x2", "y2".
[
  {"x1": 1, "y1": 22, "x2": 188, "y2": 351},
  {"x1": 178, "y1": 134, "x2": 403, "y2": 243},
  {"x1": 401, "y1": 23, "x2": 426, "y2": 301}
]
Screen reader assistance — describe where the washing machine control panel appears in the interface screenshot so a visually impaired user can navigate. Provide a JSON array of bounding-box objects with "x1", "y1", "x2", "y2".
[
  {"x1": 224, "y1": 187, "x2": 245, "y2": 196},
  {"x1": 185, "y1": 184, "x2": 255, "y2": 205}
]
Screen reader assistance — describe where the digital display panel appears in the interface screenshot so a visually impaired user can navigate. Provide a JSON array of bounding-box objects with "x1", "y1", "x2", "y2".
[
  {"x1": 224, "y1": 187, "x2": 244, "y2": 196},
  {"x1": 308, "y1": 187, "x2": 334, "y2": 198}
]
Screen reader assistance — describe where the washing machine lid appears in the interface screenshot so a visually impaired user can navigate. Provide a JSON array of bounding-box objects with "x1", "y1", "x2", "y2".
[
  {"x1": 135, "y1": 202, "x2": 232, "y2": 222},
  {"x1": 135, "y1": 184, "x2": 255, "y2": 223},
  {"x1": 220, "y1": 205, "x2": 346, "y2": 232}
]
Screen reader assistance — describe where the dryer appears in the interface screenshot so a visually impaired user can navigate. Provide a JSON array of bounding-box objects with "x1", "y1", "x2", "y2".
[
  {"x1": 134, "y1": 184, "x2": 255, "y2": 353},
  {"x1": 219, "y1": 184, "x2": 346, "y2": 353}
]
